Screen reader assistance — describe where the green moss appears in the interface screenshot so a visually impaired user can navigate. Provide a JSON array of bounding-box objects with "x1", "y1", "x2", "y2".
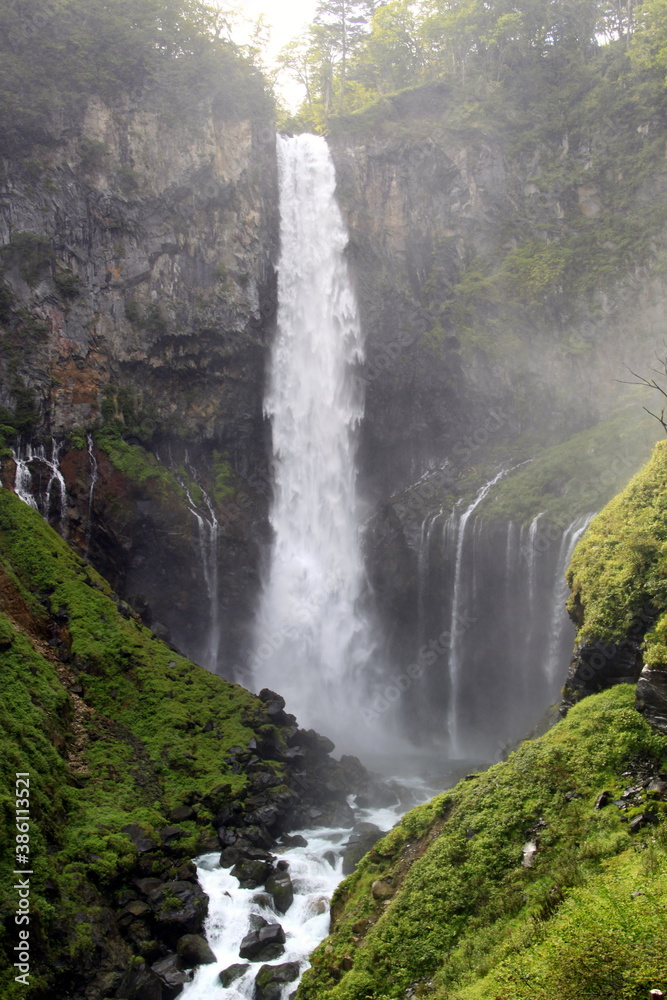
[
  {"x1": 567, "y1": 438, "x2": 667, "y2": 647},
  {"x1": 0, "y1": 488, "x2": 280, "y2": 995},
  {"x1": 300, "y1": 687, "x2": 667, "y2": 1000},
  {"x1": 212, "y1": 449, "x2": 238, "y2": 504},
  {"x1": 478, "y1": 406, "x2": 660, "y2": 526}
]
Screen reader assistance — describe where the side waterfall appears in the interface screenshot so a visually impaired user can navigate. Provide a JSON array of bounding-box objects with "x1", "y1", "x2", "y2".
[
  {"x1": 413, "y1": 492, "x2": 594, "y2": 758},
  {"x1": 251, "y1": 134, "x2": 373, "y2": 743},
  {"x1": 11, "y1": 439, "x2": 67, "y2": 534}
]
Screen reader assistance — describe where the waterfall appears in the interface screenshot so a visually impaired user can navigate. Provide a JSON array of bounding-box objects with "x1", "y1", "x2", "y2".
[
  {"x1": 12, "y1": 440, "x2": 67, "y2": 533},
  {"x1": 85, "y1": 432, "x2": 98, "y2": 556},
  {"x1": 412, "y1": 504, "x2": 594, "y2": 758},
  {"x1": 445, "y1": 470, "x2": 508, "y2": 756},
  {"x1": 183, "y1": 473, "x2": 221, "y2": 671},
  {"x1": 251, "y1": 134, "x2": 372, "y2": 743},
  {"x1": 12, "y1": 446, "x2": 39, "y2": 509}
]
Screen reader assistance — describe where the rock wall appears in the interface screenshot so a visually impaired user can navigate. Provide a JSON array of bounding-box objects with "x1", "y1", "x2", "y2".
[{"x1": 0, "y1": 93, "x2": 279, "y2": 673}]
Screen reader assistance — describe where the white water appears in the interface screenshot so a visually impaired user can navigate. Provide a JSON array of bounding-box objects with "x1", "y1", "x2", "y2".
[
  {"x1": 446, "y1": 469, "x2": 508, "y2": 755},
  {"x1": 12, "y1": 439, "x2": 67, "y2": 532},
  {"x1": 183, "y1": 472, "x2": 221, "y2": 670},
  {"x1": 544, "y1": 513, "x2": 594, "y2": 683},
  {"x1": 252, "y1": 134, "x2": 373, "y2": 743},
  {"x1": 180, "y1": 789, "x2": 427, "y2": 1000}
]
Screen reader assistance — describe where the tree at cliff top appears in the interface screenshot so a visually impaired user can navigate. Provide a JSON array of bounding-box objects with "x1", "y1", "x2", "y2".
[{"x1": 0, "y1": 0, "x2": 271, "y2": 153}]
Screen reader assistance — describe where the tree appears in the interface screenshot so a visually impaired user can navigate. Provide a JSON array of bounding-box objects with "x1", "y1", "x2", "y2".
[{"x1": 313, "y1": 0, "x2": 374, "y2": 110}]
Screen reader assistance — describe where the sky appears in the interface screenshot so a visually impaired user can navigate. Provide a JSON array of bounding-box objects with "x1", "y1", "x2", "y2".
[{"x1": 230, "y1": 0, "x2": 318, "y2": 108}]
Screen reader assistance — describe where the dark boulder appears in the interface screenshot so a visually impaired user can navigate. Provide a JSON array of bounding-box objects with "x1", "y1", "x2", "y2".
[
  {"x1": 254, "y1": 961, "x2": 300, "y2": 1000},
  {"x1": 116, "y1": 959, "x2": 163, "y2": 1000},
  {"x1": 265, "y1": 868, "x2": 294, "y2": 914},
  {"x1": 636, "y1": 667, "x2": 667, "y2": 734},
  {"x1": 230, "y1": 859, "x2": 273, "y2": 888},
  {"x1": 148, "y1": 881, "x2": 209, "y2": 938},
  {"x1": 151, "y1": 954, "x2": 192, "y2": 1000},
  {"x1": 121, "y1": 824, "x2": 158, "y2": 854},
  {"x1": 239, "y1": 924, "x2": 286, "y2": 961},
  {"x1": 176, "y1": 933, "x2": 217, "y2": 967},
  {"x1": 220, "y1": 963, "x2": 251, "y2": 987},
  {"x1": 342, "y1": 824, "x2": 386, "y2": 875}
]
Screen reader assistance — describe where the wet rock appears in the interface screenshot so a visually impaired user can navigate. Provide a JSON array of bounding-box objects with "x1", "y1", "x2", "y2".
[
  {"x1": 265, "y1": 868, "x2": 294, "y2": 914},
  {"x1": 176, "y1": 933, "x2": 217, "y2": 967},
  {"x1": 254, "y1": 961, "x2": 300, "y2": 1000},
  {"x1": 151, "y1": 953, "x2": 192, "y2": 1000},
  {"x1": 230, "y1": 858, "x2": 273, "y2": 888},
  {"x1": 239, "y1": 923, "x2": 286, "y2": 961},
  {"x1": 248, "y1": 913, "x2": 269, "y2": 931},
  {"x1": 280, "y1": 833, "x2": 308, "y2": 847},
  {"x1": 647, "y1": 777, "x2": 667, "y2": 796},
  {"x1": 148, "y1": 880, "x2": 209, "y2": 937},
  {"x1": 636, "y1": 667, "x2": 667, "y2": 734},
  {"x1": 116, "y1": 959, "x2": 163, "y2": 1000},
  {"x1": 342, "y1": 824, "x2": 386, "y2": 875},
  {"x1": 219, "y1": 963, "x2": 251, "y2": 987},
  {"x1": 594, "y1": 791, "x2": 611, "y2": 810},
  {"x1": 135, "y1": 878, "x2": 164, "y2": 896}
]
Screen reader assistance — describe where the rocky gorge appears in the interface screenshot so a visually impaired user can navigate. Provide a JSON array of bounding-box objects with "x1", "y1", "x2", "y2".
[{"x1": 2, "y1": 4, "x2": 667, "y2": 998}]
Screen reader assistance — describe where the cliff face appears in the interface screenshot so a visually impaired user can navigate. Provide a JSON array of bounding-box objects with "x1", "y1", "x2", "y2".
[
  {"x1": 0, "y1": 93, "x2": 279, "y2": 672},
  {"x1": 323, "y1": 86, "x2": 667, "y2": 745}
]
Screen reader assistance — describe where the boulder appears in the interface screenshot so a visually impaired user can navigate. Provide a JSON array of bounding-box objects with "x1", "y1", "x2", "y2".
[
  {"x1": 170, "y1": 805, "x2": 195, "y2": 823},
  {"x1": 371, "y1": 880, "x2": 393, "y2": 900},
  {"x1": 116, "y1": 960, "x2": 163, "y2": 1000},
  {"x1": 219, "y1": 963, "x2": 251, "y2": 988},
  {"x1": 230, "y1": 858, "x2": 273, "y2": 888},
  {"x1": 121, "y1": 823, "x2": 157, "y2": 854},
  {"x1": 636, "y1": 667, "x2": 667, "y2": 733},
  {"x1": 239, "y1": 923, "x2": 286, "y2": 961},
  {"x1": 265, "y1": 868, "x2": 294, "y2": 914},
  {"x1": 148, "y1": 880, "x2": 209, "y2": 937},
  {"x1": 176, "y1": 933, "x2": 217, "y2": 967},
  {"x1": 254, "y1": 961, "x2": 301, "y2": 1000},
  {"x1": 151, "y1": 954, "x2": 192, "y2": 1000}
]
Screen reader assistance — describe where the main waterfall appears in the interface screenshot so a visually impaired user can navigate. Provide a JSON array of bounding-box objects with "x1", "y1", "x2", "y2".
[{"x1": 251, "y1": 134, "x2": 373, "y2": 744}]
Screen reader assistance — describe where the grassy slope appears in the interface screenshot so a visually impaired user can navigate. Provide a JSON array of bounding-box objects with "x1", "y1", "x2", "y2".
[
  {"x1": 0, "y1": 487, "x2": 282, "y2": 997},
  {"x1": 568, "y1": 438, "x2": 667, "y2": 670},
  {"x1": 299, "y1": 687, "x2": 667, "y2": 1000}
]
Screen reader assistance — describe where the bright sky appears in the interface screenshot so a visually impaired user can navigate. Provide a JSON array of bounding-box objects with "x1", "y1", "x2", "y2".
[{"x1": 231, "y1": 0, "x2": 318, "y2": 108}]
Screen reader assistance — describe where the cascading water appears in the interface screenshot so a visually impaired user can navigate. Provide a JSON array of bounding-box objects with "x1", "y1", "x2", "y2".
[
  {"x1": 251, "y1": 134, "x2": 373, "y2": 743},
  {"x1": 11, "y1": 439, "x2": 67, "y2": 533},
  {"x1": 184, "y1": 477, "x2": 221, "y2": 671},
  {"x1": 445, "y1": 470, "x2": 508, "y2": 755},
  {"x1": 407, "y1": 488, "x2": 596, "y2": 758}
]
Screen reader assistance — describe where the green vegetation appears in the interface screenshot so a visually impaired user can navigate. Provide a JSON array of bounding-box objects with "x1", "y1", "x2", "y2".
[
  {"x1": 0, "y1": 487, "x2": 280, "y2": 997},
  {"x1": 478, "y1": 406, "x2": 660, "y2": 526},
  {"x1": 0, "y1": 0, "x2": 273, "y2": 156},
  {"x1": 568, "y1": 439, "x2": 667, "y2": 661},
  {"x1": 299, "y1": 686, "x2": 667, "y2": 1000}
]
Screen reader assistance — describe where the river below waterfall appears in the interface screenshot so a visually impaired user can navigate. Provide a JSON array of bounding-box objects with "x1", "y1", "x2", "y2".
[{"x1": 181, "y1": 775, "x2": 442, "y2": 1000}]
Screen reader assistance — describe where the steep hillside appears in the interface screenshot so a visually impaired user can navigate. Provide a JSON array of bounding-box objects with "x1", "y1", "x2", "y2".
[
  {"x1": 298, "y1": 686, "x2": 667, "y2": 1000},
  {"x1": 0, "y1": 488, "x2": 368, "y2": 1000}
]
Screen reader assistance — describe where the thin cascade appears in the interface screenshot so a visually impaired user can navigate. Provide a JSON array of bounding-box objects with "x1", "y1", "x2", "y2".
[
  {"x1": 525, "y1": 512, "x2": 546, "y2": 652},
  {"x1": 42, "y1": 439, "x2": 67, "y2": 534},
  {"x1": 446, "y1": 468, "x2": 508, "y2": 756},
  {"x1": 182, "y1": 464, "x2": 221, "y2": 671},
  {"x1": 544, "y1": 513, "x2": 594, "y2": 683},
  {"x1": 85, "y1": 432, "x2": 98, "y2": 556},
  {"x1": 252, "y1": 133, "x2": 372, "y2": 742},
  {"x1": 12, "y1": 445, "x2": 38, "y2": 509}
]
